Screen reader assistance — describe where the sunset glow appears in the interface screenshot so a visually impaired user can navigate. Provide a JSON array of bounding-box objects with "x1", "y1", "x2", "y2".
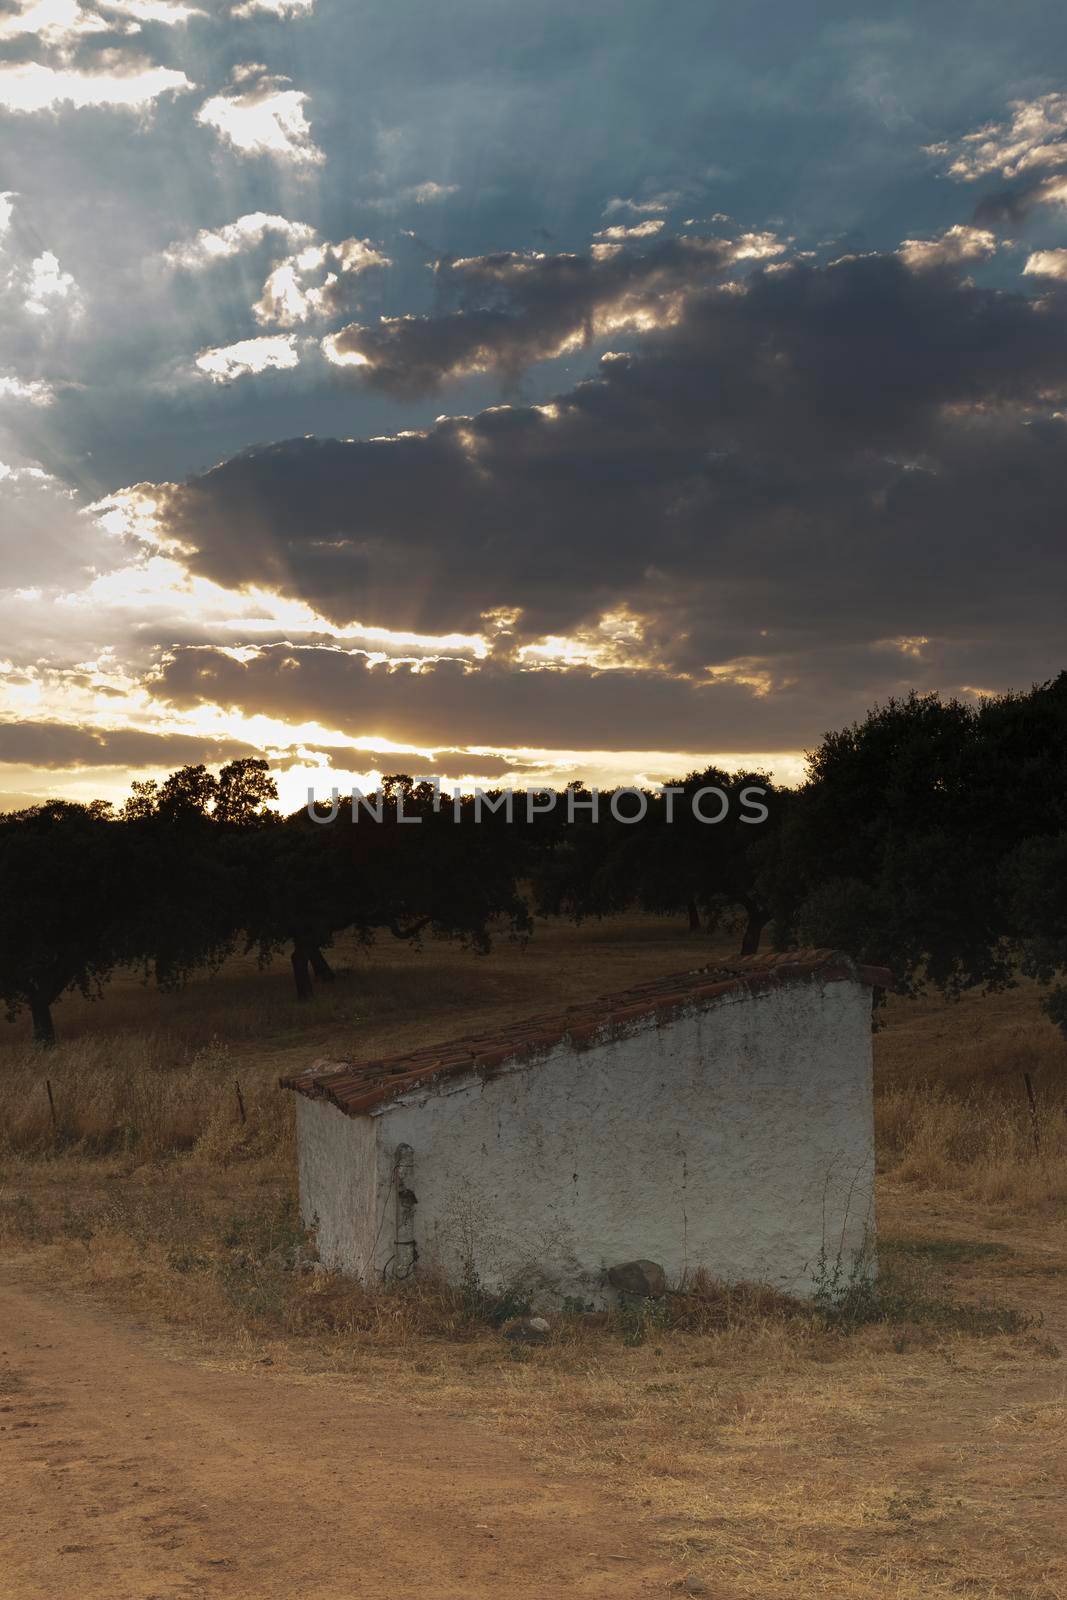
[{"x1": 2, "y1": 4, "x2": 1065, "y2": 815}]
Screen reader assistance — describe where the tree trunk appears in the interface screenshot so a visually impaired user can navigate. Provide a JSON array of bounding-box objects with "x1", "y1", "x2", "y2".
[
  {"x1": 28, "y1": 989, "x2": 56, "y2": 1046},
  {"x1": 739, "y1": 908, "x2": 768, "y2": 957},
  {"x1": 687, "y1": 898, "x2": 702, "y2": 933},
  {"x1": 290, "y1": 945, "x2": 314, "y2": 1001},
  {"x1": 308, "y1": 946, "x2": 335, "y2": 983}
]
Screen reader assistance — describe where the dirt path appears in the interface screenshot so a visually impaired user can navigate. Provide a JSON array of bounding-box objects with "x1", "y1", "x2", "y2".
[{"x1": 0, "y1": 1279, "x2": 664, "y2": 1600}]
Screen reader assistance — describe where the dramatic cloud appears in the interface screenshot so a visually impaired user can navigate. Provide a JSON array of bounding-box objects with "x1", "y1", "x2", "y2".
[
  {"x1": 972, "y1": 171, "x2": 1067, "y2": 230},
  {"x1": 150, "y1": 644, "x2": 830, "y2": 752},
  {"x1": 111, "y1": 0, "x2": 203, "y2": 19},
  {"x1": 0, "y1": 192, "x2": 82, "y2": 385},
  {"x1": 232, "y1": 0, "x2": 314, "y2": 15},
  {"x1": 0, "y1": 0, "x2": 202, "y2": 45},
  {"x1": 0, "y1": 60, "x2": 192, "y2": 112},
  {"x1": 603, "y1": 193, "x2": 680, "y2": 217},
  {"x1": 196, "y1": 67, "x2": 322, "y2": 164},
  {"x1": 0, "y1": 720, "x2": 254, "y2": 770},
  {"x1": 361, "y1": 181, "x2": 459, "y2": 212},
  {"x1": 322, "y1": 232, "x2": 784, "y2": 394},
  {"x1": 295, "y1": 744, "x2": 541, "y2": 782},
  {"x1": 0, "y1": 372, "x2": 54, "y2": 404},
  {"x1": 933, "y1": 97, "x2": 1067, "y2": 231},
  {"x1": 0, "y1": 0, "x2": 94, "y2": 42},
  {"x1": 253, "y1": 236, "x2": 390, "y2": 327},
  {"x1": 160, "y1": 216, "x2": 388, "y2": 325},
  {"x1": 1024, "y1": 248, "x2": 1067, "y2": 280},
  {"x1": 593, "y1": 220, "x2": 666, "y2": 241},
  {"x1": 1, "y1": 194, "x2": 82, "y2": 335},
  {"x1": 6, "y1": 21, "x2": 1067, "y2": 805},
  {"x1": 0, "y1": 460, "x2": 50, "y2": 485},
  {"x1": 929, "y1": 93, "x2": 1067, "y2": 181},
  {"x1": 194, "y1": 333, "x2": 299, "y2": 381},
  {"x1": 23, "y1": 250, "x2": 80, "y2": 314},
  {"x1": 163, "y1": 212, "x2": 316, "y2": 270},
  {"x1": 897, "y1": 225, "x2": 997, "y2": 271},
  {"x1": 0, "y1": 447, "x2": 126, "y2": 603},
  {"x1": 138, "y1": 243, "x2": 1067, "y2": 761},
  {"x1": 149, "y1": 623, "x2": 1052, "y2": 759}
]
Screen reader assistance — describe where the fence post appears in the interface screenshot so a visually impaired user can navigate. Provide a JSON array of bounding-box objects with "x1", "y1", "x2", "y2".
[
  {"x1": 1023, "y1": 1072, "x2": 1041, "y2": 1157},
  {"x1": 45, "y1": 1078, "x2": 57, "y2": 1138},
  {"x1": 234, "y1": 1079, "x2": 247, "y2": 1125}
]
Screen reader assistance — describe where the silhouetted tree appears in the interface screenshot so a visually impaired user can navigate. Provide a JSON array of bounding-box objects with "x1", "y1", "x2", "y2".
[
  {"x1": 8, "y1": 677, "x2": 1067, "y2": 1042},
  {"x1": 783, "y1": 676, "x2": 1067, "y2": 1000},
  {"x1": 533, "y1": 770, "x2": 782, "y2": 956},
  {"x1": 242, "y1": 776, "x2": 530, "y2": 1000},
  {"x1": 0, "y1": 802, "x2": 139, "y2": 1044},
  {"x1": 120, "y1": 761, "x2": 277, "y2": 992},
  {"x1": 1002, "y1": 833, "x2": 1067, "y2": 1035}
]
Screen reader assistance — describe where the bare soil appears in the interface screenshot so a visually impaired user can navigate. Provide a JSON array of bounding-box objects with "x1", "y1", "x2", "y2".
[{"x1": 0, "y1": 1274, "x2": 665, "y2": 1599}]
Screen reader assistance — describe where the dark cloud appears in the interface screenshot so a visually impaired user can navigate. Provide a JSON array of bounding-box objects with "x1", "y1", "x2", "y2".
[
  {"x1": 295, "y1": 745, "x2": 543, "y2": 779},
  {"x1": 324, "y1": 233, "x2": 779, "y2": 395},
  {"x1": 150, "y1": 639, "x2": 1016, "y2": 755},
  {"x1": 6, "y1": 5, "x2": 1067, "y2": 794},
  {"x1": 7, "y1": 0, "x2": 1067, "y2": 500},
  {"x1": 155, "y1": 250, "x2": 1067, "y2": 700},
  {"x1": 0, "y1": 721, "x2": 536, "y2": 782},
  {"x1": 973, "y1": 187, "x2": 1038, "y2": 230},
  {"x1": 972, "y1": 173, "x2": 1067, "y2": 229},
  {"x1": 0, "y1": 721, "x2": 256, "y2": 769}
]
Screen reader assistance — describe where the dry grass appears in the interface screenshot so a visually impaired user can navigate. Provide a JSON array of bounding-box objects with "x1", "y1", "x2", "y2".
[
  {"x1": 0, "y1": 1032, "x2": 291, "y2": 1160},
  {"x1": 875, "y1": 980, "x2": 1067, "y2": 1215},
  {"x1": 877, "y1": 1079, "x2": 1067, "y2": 1210},
  {"x1": 0, "y1": 914, "x2": 709, "y2": 1058},
  {"x1": 2, "y1": 916, "x2": 1066, "y2": 1598}
]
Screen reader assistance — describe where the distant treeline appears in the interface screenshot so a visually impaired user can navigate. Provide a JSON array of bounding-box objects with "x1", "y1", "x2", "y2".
[{"x1": 3, "y1": 673, "x2": 1066, "y2": 1044}]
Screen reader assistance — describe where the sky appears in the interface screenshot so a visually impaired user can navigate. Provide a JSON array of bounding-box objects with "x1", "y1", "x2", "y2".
[{"x1": 2, "y1": 0, "x2": 1067, "y2": 813}]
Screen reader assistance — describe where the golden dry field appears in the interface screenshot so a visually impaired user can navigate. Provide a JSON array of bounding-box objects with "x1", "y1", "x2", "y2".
[{"x1": 2, "y1": 916, "x2": 1066, "y2": 1599}]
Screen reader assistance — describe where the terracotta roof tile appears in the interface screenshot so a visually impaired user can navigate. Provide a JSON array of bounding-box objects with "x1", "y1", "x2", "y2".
[{"x1": 280, "y1": 948, "x2": 891, "y2": 1117}]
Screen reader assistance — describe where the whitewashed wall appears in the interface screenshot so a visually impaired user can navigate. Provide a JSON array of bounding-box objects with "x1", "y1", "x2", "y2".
[
  {"x1": 297, "y1": 977, "x2": 876, "y2": 1303},
  {"x1": 296, "y1": 1095, "x2": 379, "y2": 1279}
]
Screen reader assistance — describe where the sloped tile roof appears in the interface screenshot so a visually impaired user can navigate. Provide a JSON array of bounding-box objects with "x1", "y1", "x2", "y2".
[{"x1": 280, "y1": 948, "x2": 891, "y2": 1118}]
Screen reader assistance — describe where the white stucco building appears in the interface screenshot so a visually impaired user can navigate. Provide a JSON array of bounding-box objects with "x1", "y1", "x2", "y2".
[{"x1": 282, "y1": 949, "x2": 888, "y2": 1304}]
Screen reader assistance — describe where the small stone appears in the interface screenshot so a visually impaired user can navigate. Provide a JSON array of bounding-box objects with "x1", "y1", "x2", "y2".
[
  {"x1": 501, "y1": 1315, "x2": 551, "y2": 1343},
  {"x1": 683, "y1": 1575, "x2": 709, "y2": 1596},
  {"x1": 607, "y1": 1259, "x2": 668, "y2": 1298}
]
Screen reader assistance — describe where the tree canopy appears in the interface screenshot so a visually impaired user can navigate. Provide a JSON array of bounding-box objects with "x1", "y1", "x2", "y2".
[
  {"x1": 0, "y1": 801, "x2": 144, "y2": 1044},
  {"x1": 3, "y1": 676, "x2": 1067, "y2": 1042},
  {"x1": 785, "y1": 674, "x2": 1067, "y2": 1021}
]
